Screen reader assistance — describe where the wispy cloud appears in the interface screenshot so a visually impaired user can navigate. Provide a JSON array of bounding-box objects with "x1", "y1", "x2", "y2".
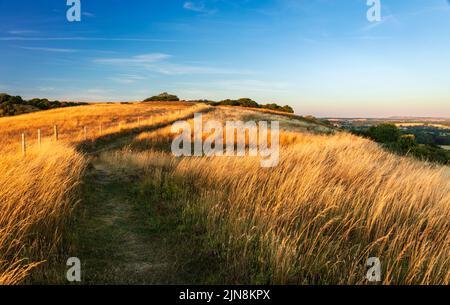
[
  {"x1": 7, "y1": 30, "x2": 38, "y2": 35},
  {"x1": 183, "y1": 1, "x2": 217, "y2": 14},
  {"x1": 82, "y1": 11, "x2": 95, "y2": 17},
  {"x1": 150, "y1": 64, "x2": 250, "y2": 75},
  {"x1": 0, "y1": 36, "x2": 178, "y2": 42},
  {"x1": 95, "y1": 53, "x2": 251, "y2": 76},
  {"x1": 109, "y1": 74, "x2": 146, "y2": 84},
  {"x1": 94, "y1": 53, "x2": 172, "y2": 64},
  {"x1": 19, "y1": 46, "x2": 78, "y2": 53}
]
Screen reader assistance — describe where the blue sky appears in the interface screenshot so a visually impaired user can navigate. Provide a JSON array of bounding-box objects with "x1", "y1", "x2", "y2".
[{"x1": 0, "y1": 0, "x2": 449, "y2": 117}]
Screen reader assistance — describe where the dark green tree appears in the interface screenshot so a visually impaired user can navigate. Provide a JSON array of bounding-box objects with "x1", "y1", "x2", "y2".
[
  {"x1": 144, "y1": 92, "x2": 180, "y2": 102},
  {"x1": 367, "y1": 124, "x2": 401, "y2": 143}
]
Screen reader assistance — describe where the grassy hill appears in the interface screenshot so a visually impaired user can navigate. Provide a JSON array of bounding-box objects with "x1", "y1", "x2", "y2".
[{"x1": 0, "y1": 103, "x2": 448, "y2": 285}]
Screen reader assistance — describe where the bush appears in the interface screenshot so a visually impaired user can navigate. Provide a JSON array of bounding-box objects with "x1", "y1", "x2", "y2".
[
  {"x1": 352, "y1": 124, "x2": 449, "y2": 164},
  {"x1": 411, "y1": 144, "x2": 449, "y2": 164},
  {"x1": 398, "y1": 134, "x2": 417, "y2": 151},
  {"x1": 200, "y1": 97, "x2": 294, "y2": 113},
  {"x1": 260, "y1": 103, "x2": 294, "y2": 113},
  {"x1": 219, "y1": 99, "x2": 240, "y2": 106},
  {"x1": 281, "y1": 105, "x2": 294, "y2": 113},
  {"x1": 0, "y1": 93, "x2": 87, "y2": 117},
  {"x1": 236, "y1": 98, "x2": 259, "y2": 108},
  {"x1": 367, "y1": 124, "x2": 400, "y2": 143},
  {"x1": 144, "y1": 92, "x2": 180, "y2": 102}
]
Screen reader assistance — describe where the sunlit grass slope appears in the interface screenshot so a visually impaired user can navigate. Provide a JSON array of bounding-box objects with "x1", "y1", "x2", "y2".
[
  {"x1": 0, "y1": 102, "x2": 205, "y2": 284},
  {"x1": 101, "y1": 108, "x2": 450, "y2": 284}
]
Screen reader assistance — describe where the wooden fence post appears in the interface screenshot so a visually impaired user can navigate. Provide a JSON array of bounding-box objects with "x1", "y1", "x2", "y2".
[
  {"x1": 84, "y1": 126, "x2": 87, "y2": 140},
  {"x1": 22, "y1": 133, "x2": 26, "y2": 157},
  {"x1": 54, "y1": 125, "x2": 58, "y2": 142},
  {"x1": 99, "y1": 124, "x2": 103, "y2": 136},
  {"x1": 37, "y1": 129, "x2": 41, "y2": 149}
]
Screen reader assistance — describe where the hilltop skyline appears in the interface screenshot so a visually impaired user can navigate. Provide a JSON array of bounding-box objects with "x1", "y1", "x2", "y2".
[{"x1": 0, "y1": 0, "x2": 449, "y2": 117}]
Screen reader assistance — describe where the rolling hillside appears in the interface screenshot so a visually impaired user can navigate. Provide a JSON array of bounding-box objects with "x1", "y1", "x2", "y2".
[{"x1": 0, "y1": 102, "x2": 448, "y2": 285}]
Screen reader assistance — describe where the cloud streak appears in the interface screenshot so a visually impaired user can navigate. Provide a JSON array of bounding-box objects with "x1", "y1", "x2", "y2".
[
  {"x1": 150, "y1": 64, "x2": 250, "y2": 76},
  {"x1": 19, "y1": 46, "x2": 78, "y2": 53},
  {"x1": 183, "y1": 1, "x2": 217, "y2": 14},
  {"x1": 109, "y1": 74, "x2": 146, "y2": 84},
  {"x1": 94, "y1": 53, "x2": 172, "y2": 64},
  {"x1": 0, "y1": 36, "x2": 178, "y2": 42},
  {"x1": 7, "y1": 30, "x2": 38, "y2": 35},
  {"x1": 82, "y1": 11, "x2": 95, "y2": 17},
  {"x1": 95, "y1": 53, "x2": 252, "y2": 76}
]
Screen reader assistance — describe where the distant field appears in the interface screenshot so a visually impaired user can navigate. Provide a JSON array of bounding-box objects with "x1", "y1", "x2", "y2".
[
  {"x1": 395, "y1": 123, "x2": 450, "y2": 129},
  {"x1": 327, "y1": 118, "x2": 450, "y2": 129},
  {"x1": 440, "y1": 145, "x2": 450, "y2": 150}
]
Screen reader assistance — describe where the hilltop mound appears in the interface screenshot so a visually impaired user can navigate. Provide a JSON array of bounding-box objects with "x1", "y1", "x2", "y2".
[{"x1": 143, "y1": 92, "x2": 180, "y2": 102}]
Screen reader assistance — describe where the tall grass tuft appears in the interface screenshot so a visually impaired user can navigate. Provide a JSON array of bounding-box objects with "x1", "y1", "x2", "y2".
[{"x1": 0, "y1": 143, "x2": 86, "y2": 284}]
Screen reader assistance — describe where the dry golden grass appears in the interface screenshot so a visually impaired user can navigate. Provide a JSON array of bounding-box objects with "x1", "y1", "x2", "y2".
[
  {"x1": 136, "y1": 108, "x2": 333, "y2": 150},
  {"x1": 0, "y1": 102, "x2": 208, "y2": 284},
  {"x1": 0, "y1": 102, "x2": 200, "y2": 151},
  {"x1": 178, "y1": 134, "x2": 449, "y2": 285},
  {"x1": 103, "y1": 118, "x2": 450, "y2": 284},
  {"x1": 1, "y1": 103, "x2": 448, "y2": 284},
  {"x1": 0, "y1": 143, "x2": 86, "y2": 284}
]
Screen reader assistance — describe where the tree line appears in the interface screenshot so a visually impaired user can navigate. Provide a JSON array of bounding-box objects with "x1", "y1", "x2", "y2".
[
  {"x1": 0, "y1": 93, "x2": 87, "y2": 117},
  {"x1": 351, "y1": 124, "x2": 449, "y2": 164},
  {"x1": 143, "y1": 93, "x2": 294, "y2": 114}
]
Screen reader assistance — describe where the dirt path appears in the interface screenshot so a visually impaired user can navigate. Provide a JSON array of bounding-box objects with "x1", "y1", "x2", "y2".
[
  {"x1": 68, "y1": 107, "x2": 217, "y2": 284},
  {"x1": 73, "y1": 159, "x2": 183, "y2": 284}
]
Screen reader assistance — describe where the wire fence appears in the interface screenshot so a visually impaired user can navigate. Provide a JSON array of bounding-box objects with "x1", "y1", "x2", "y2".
[{"x1": 18, "y1": 105, "x2": 210, "y2": 157}]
